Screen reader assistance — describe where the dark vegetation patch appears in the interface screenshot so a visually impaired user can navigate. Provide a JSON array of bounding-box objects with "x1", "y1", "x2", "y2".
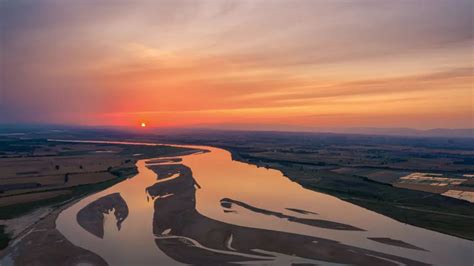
[
  {"x1": 0, "y1": 183, "x2": 42, "y2": 194},
  {"x1": 16, "y1": 171, "x2": 40, "y2": 176},
  {"x1": 0, "y1": 225, "x2": 10, "y2": 250}
]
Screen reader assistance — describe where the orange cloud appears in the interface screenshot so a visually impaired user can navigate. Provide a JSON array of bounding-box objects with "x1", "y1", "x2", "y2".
[{"x1": 2, "y1": 0, "x2": 472, "y2": 129}]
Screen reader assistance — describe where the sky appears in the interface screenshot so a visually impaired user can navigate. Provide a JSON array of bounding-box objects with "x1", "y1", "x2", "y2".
[{"x1": 1, "y1": 0, "x2": 473, "y2": 130}]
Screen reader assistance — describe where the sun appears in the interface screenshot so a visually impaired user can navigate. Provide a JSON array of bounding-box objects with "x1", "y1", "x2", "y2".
[{"x1": 140, "y1": 122, "x2": 147, "y2": 128}]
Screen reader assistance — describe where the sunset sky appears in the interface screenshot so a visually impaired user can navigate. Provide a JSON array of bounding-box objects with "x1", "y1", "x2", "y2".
[{"x1": 1, "y1": 0, "x2": 472, "y2": 129}]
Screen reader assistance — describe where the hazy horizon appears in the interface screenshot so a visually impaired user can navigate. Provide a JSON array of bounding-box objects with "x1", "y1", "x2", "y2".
[
  {"x1": 1, "y1": 0, "x2": 473, "y2": 129},
  {"x1": 1, "y1": 122, "x2": 473, "y2": 139}
]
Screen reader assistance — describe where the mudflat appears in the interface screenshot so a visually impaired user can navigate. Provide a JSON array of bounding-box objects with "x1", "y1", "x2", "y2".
[{"x1": 0, "y1": 200, "x2": 108, "y2": 266}]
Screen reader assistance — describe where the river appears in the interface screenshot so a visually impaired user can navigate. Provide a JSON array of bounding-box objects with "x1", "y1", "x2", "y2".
[{"x1": 55, "y1": 141, "x2": 473, "y2": 265}]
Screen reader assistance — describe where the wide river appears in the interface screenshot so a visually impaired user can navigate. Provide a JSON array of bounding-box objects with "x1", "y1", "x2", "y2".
[{"x1": 56, "y1": 141, "x2": 473, "y2": 265}]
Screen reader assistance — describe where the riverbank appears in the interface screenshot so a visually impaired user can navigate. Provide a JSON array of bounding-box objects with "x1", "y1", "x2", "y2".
[{"x1": 0, "y1": 198, "x2": 108, "y2": 265}]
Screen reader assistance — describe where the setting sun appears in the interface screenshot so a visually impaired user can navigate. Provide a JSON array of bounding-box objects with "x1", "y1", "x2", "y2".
[{"x1": 140, "y1": 122, "x2": 147, "y2": 128}]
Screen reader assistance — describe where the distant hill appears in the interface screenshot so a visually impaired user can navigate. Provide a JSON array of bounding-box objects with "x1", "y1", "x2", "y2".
[
  {"x1": 176, "y1": 124, "x2": 474, "y2": 139},
  {"x1": 1, "y1": 123, "x2": 472, "y2": 139},
  {"x1": 325, "y1": 127, "x2": 473, "y2": 138}
]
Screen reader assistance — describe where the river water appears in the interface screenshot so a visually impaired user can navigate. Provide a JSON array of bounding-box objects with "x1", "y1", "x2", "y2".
[{"x1": 56, "y1": 141, "x2": 473, "y2": 265}]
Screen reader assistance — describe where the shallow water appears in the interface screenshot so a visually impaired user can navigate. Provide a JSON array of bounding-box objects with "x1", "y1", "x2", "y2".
[{"x1": 56, "y1": 141, "x2": 473, "y2": 265}]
